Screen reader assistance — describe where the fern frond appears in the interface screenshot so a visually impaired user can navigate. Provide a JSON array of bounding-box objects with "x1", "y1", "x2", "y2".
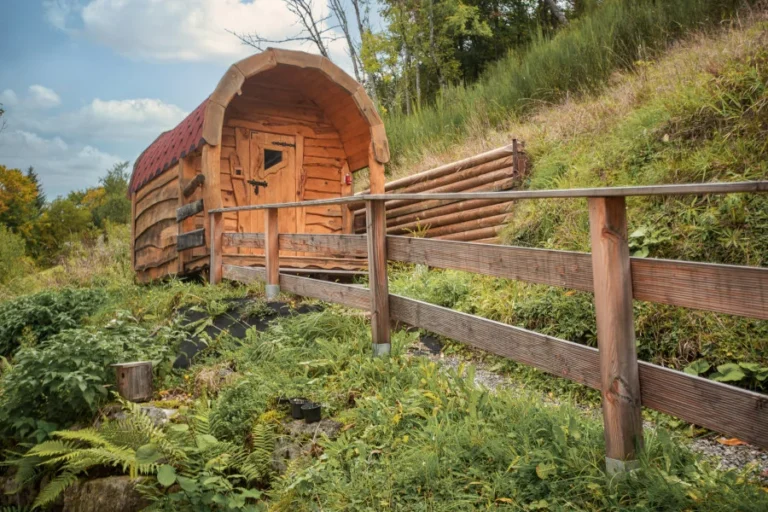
[
  {"x1": 33, "y1": 472, "x2": 78, "y2": 508},
  {"x1": 25, "y1": 440, "x2": 77, "y2": 459},
  {"x1": 53, "y1": 428, "x2": 111, "y2": 447}
]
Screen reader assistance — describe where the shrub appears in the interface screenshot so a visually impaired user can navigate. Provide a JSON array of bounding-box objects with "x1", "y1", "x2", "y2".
[
  {"x1": 0, "y1": 288, "x2": 107, "y2": 357},
  {"x1": 0, "y1": 314, "x2": 180, "y2": 441},
  {"x1": 0, "y1": 224, "x2": 33, "y2": 286}
]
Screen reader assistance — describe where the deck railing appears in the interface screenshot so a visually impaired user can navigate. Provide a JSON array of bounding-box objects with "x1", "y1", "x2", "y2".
[{"x1": 208, "y1": 181, "x2": 768, "y2": 473}]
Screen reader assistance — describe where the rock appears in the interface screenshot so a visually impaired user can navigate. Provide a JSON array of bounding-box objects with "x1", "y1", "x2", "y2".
[
  {"x1": 97, "y1": 403, "x2": 178, "y2": 428},
  {"x1": 272, "y1": 419, "x2": 344, "y2": 474},
  {"x1": 0, "y1": 474, "x2": 37, "y2": 508},
  {"x1": 285, "y1": 418, "x2": 342, "y2": 439},
  {"x1": 63, "y1": 476, "x2": 149, "y2": 512},
  {"x1": 140, "y1": 405, "x2": 178, "y2": 426}
]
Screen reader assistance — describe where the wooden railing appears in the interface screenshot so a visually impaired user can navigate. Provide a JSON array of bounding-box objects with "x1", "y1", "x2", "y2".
[{"x1": 208, "y1": 181, "x2": 768, "y2": 473}]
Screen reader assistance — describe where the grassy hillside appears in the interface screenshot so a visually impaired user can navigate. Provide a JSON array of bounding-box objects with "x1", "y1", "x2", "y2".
[
  {"x1": 1, "y1": 5, "x2": 767, "y2": 511},
  {"x1": 387, "y1": 15, "x2": 768, "y2": 390},
  {"x1": 384, "y1": 0, "x2": 751, "y2": 167}
]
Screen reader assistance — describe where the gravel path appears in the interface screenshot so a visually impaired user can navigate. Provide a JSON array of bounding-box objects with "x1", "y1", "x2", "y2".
[{"x1": 408, "y1": 336, "x2": 768, "y2": 479}]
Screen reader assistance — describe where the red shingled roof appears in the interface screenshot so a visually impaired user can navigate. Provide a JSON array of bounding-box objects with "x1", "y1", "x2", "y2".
[{"x1": 129, "y1": 99, "x2": 208, "y2": 195}]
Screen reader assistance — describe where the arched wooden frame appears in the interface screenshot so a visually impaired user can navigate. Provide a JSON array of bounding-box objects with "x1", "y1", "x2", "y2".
[
  {"x1": 203, "y1": 48, "x2": 390, "y2": 283},
  {"x1": 200, "y1": 48, "x2": 389, "y2": 195}
]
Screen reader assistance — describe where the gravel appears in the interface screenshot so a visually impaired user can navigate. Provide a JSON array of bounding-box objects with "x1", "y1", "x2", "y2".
[{"x1": 408, "y1": 336, "x2": 768, "y2": 479}]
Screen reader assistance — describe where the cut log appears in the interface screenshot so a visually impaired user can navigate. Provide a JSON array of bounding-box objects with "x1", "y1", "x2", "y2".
[
  {"x1": 176, "y1": 199, "x2": 204, "y2": 222},
  {"x1": 112, "y1": 362, "x2": 153, "y2": 402},
  {"x1": 183, "y1": 174, "x2": 205, "y2": 198},
  {"x1": 389, "y1": 201, "x2": 514, "y2": 235},
  {"x1": 177, "y1": 228, "x2": 206, "y2": 251}
]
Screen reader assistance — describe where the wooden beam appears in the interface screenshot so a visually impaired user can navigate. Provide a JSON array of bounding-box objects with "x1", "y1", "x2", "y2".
[
  {"x1": 183, "y1": 174, "x2": 205, "y2": 198},
  {"x1": 265, "y1": 208, "x2": 279, "y2": 299},
  {"x1": 368, "y1": 143, "x2": 386, "y2": 194},
  {"x1": 280, "y1": 273, "x2": 370, "y2": 309},
  {"x1": 588, "y1": 197, "x2": 643, "y2": 473},
  {"x1": 366, "y1": 199, "x2": 390, "y2": 355},
  {"x1": 631, "y1": 258, "x2": 768, "y2": 320},
  {"x1": 389, "y1": 293, "x2": 768, "y2": 449},
  {"x1": 202, "y1": 144, "x2": 223, "y2": 284},
  {"x1": 177, "y1": 229, "x2": 206, "y2": 251},
  {"x1": 387, "y1": 237, "x2": 594, "y2": 291},
  {"x1": 176, "y1": 199, "x2": 204, "y2": 222},
  {"x1": 223, "y1": 232, "x2": 368, "y2": 258},
  {"x1": 390, "y1": 294, "x2": 601, "y2": 388},
  {"x1": 387, "y1": 237, "x2": 768, "y2": 320}
]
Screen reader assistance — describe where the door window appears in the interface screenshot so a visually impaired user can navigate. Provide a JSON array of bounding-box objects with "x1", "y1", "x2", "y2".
[{"x1": 264, "y1": 149, "x2": 283, "y2": 170}]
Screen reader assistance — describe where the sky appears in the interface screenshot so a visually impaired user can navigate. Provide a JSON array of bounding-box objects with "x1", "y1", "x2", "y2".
[{"x1": 0, "y1": 0, "x2": 362, "y2": 198}]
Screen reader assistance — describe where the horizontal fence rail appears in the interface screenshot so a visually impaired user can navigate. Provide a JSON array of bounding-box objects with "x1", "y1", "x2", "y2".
[{"x1": 210, "y1": 179, "x2": 768, "y2": 472}]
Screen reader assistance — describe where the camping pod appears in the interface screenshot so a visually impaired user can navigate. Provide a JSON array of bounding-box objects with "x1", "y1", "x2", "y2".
[{"x1": 128, "y1": 48, "x2": 389, "y2": 282}]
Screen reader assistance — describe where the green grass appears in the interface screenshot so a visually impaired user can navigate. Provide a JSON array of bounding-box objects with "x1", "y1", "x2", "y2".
[
  {"x1": 384, "y1": 0, "x2": 748, "y2": 168},
  {"x1": 187, "y1": 311, "x2": 768, "y2": 510}
]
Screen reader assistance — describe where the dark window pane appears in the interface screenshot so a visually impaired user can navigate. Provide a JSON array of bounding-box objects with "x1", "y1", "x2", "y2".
[{"x1": 264, "y1": 149, "x2": 282, "y2": 170}]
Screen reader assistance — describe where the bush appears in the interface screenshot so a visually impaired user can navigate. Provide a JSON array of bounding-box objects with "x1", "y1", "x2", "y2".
[
  {"x1": 0, "y1": 288, "x2": 107, "y2": 357},
  {"x1": 0, "y1": 224, "x2": 33, "y2": 286},
  {"x1": 0, "y1": 314, "x2": 180, "y2": 441}
]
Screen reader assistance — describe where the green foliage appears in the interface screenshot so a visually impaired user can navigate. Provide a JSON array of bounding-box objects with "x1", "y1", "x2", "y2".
[
  {"x1": 0, "y1": 224, "x2": 33, "y2": 286},
  {"x1": 0, "y1": 287, "x2": 106, "y2": 357},
  {"x1": 0, "y1": 314, "x2": 181, "y2": 441},
  {"x1": 385, "y1": 0, "x2": 747, "y2": 165},
  {"x1": 15, "y1": 401, "x2": 273, "y2": 510}
]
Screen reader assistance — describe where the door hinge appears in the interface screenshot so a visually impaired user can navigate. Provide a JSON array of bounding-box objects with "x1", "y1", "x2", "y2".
[{"x1": 272, "y1": 141, "x2": 296, "y2": 148}]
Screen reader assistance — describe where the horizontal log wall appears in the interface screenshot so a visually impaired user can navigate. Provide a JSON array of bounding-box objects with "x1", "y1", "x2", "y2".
[
  {"x1": 222, "y1": 262, "x2": 768, "y2": 449},
  {"x1": 352, "y1": 142, "x2": 527, "y2": 244}
]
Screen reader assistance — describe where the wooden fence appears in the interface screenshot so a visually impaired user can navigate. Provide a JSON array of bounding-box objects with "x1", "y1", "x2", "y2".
[{"x1": 209, "y1": 180, "x2": 768, "y2": 473}]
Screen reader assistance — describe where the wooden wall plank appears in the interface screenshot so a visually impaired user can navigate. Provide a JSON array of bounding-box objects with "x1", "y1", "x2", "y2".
[
  {"x1": 177, "y1": 229, "x2": 206, "y2": 251},
  {"x1": 176, "y1": 199, "x2": 204, "y2": 222}
]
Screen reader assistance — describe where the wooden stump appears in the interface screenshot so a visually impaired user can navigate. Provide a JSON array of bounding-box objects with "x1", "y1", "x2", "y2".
[{"x1": 112, "y1": 362, "x2": 153, "y2": 402}]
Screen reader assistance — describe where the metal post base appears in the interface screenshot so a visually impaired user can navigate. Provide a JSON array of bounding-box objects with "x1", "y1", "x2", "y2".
[
  {"x1": 372, "y1": 343, "x2": 391, "y2": 357},
  {"x1": 605, "y1": 457, "x2": 640, "y2": 475},
  {"x1": 265, "y1": 285, "x2": 280, "y2": 300}
]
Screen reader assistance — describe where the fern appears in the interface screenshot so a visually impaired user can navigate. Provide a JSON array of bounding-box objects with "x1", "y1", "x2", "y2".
[{"x1": 33, "y1": 471, "x2": 78, "y2": 508}]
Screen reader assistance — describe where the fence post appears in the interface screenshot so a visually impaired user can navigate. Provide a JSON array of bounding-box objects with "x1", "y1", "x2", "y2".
[
  {"x1": 588, "y1": 196, "x2": 644, "y2": 474},
  {"x1": 209, "y1": 212, "x2": 223, "y2": 284},
  {"x1": 265, "y1": 207, "x2": 280, "y2": 299},
  {"x1": 366, "y1": 199, "x2": 390, "y2": 356}
]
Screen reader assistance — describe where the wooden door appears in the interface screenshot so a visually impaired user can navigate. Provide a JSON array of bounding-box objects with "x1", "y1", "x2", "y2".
[{"x1": 249, "y1": 132, "x2": 298, "y2": 254}]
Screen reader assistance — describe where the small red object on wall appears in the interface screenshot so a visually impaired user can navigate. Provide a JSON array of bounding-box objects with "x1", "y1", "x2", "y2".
[{"x1": 345, "y1": 174, "x2": 352, "y2": 185}]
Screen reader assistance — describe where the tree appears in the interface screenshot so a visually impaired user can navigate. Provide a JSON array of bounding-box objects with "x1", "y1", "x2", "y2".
[
  {"x1": 91, "y1": 162, "x2": 131, "y2": 227},
  {"x1": 25, "y1": 167, "x2": 46, "y2": 212},
  {"x1": 232, "y1": 0, "x2": 337, "y2": 57},
  {"x1": 0, "y1": 102, "x2": 5, "y2": 134},
  {"x1": 0, "y1": 165, "x2": 38, "y2": 234}
]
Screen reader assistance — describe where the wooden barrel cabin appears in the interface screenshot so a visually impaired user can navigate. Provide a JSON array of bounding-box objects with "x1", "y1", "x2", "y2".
[{"x1": 129, "y1": 48, "x2": 389, "y2": 282}]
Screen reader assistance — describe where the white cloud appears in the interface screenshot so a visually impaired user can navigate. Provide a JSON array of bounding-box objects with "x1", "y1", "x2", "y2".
[
  {"x1": 27, "y1": 85, "x2": 62, "y2": 109},
  {"x1": 44, "y1": 0, "x2": 352, "y2": 69},
  {"x1": 26, "y1": 98, "x2": 188, "y2": 141},
  {"x1": 0, "y1": 89, "x2": 19, "y2": 107},
  {"x1": 0, "y1": 129, "x2": 123, "y2": 197}
]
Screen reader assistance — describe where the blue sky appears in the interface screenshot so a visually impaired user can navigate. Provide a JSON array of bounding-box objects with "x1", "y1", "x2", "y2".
[{"x1": 0, "y1": 0, "x2": 362, "y2": 198}]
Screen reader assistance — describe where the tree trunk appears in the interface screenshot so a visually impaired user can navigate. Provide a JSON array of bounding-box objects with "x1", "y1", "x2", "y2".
[{"x1": 544, "y1": 0, "x2": 569, "y2": 26}]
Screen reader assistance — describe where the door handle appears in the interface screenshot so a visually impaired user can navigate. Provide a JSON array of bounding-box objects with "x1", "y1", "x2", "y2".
[{"x1": 247, "y1": 179, "x2": 268, "y2": 195}]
